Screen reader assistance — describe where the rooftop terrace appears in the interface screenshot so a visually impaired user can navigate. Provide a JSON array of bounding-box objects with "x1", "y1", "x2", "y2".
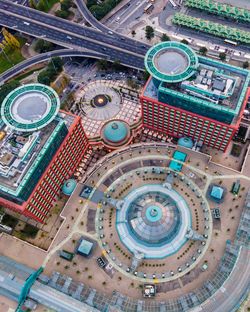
[
  {"x1": 143, "y1": 42, "x2": 250, "y2": 124},
  {"x1": 0, "y1": 111, "x2": 76, "y2": 203}
]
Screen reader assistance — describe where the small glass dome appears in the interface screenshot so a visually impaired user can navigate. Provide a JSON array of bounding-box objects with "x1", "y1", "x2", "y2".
[
  {"x1": 102, "y1": 120, "x2": 129, "y2": 144},
  {"x1": 62, "y1": 179, "x2": 77, "y2": 196},
  {"x1": 177, "y1": 137, "x2": 193, "y2": 149}
]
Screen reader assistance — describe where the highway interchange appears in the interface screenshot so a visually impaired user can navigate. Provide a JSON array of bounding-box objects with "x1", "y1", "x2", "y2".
[{"x1": 0, "y1": 0, "x2": 150, "y2": 69}]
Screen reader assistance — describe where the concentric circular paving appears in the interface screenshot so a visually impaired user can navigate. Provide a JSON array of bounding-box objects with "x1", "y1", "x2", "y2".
[
  {"x1": 92, "y1": 94, "x2": 109, "y2": 108},
  {"x1": 92, "y1": 144, "x2": 212, "y2": 282},
  {"x1": 116, "y1": 184, "x2": 191, "y2": 258},
  {"x1": 1, "y1": 83, "x2": 60, "y2": 132},
  {"x1": 145, "y1": 41, "x2": 198, "y2": 83},
  {"x1": 80, "y1": 83, "x2": 122, "y2": 120}
]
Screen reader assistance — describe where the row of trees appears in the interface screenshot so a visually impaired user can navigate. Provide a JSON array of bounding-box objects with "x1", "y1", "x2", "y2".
[
  {"x1": 34, "y1": 39, "x2": 55, "y2": 53},
  {"x1": 0, "y1": 80, "x2": 20, "y2": 107},
  {"x1": 142, "y1": 27, "x2": 249, "y2": 68},
  {"x1": 96, "y1": 59, "x2": 123, "y2": 71},
  {"x1": 38, "y1": 57, "x2": 63, "y2": 85},
  {"x1": 30, "y1": 0, "x2": 58, "y2": 12},
  {"x1": 88, "y1": 0, "x2": 122, "y2": 20},
  {"x1": 55, "y1": 0, "x2": 74, "y2": 19},
  {"x1": 0, "y1": 28, "x2": 20, "y2": 52}
]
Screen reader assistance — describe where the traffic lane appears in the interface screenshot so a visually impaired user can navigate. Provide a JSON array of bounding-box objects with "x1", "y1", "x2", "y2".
[
  {"x1": 0, "y1": 49, "x2": 143, "y2": 84},
  {"x1": 71, "y1": 0, "x2": 151, "y2": 49},
  {"x1": 0, "y1": 0, "x2": 149, "y2": 54},
  {"x1": 0, "y1": 50, "x2": 104, "y2": 82},
  {"x1": 0, "y1": 10, "x2": 145, "y2": 64}
]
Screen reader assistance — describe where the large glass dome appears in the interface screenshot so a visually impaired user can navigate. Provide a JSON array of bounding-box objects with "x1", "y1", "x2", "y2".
[
  {"x1": 116, "y1": 184, "x2": 192, "y2": 259},
  {"x1": 127, "y1": 191, "x2": 181, "y2": 245}
]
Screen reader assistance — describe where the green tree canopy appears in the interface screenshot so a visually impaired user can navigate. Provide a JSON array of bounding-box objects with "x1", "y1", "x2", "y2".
[
  {"x1": 219, "y1": 52, "x2": 226, "y2": 61},
  {"x1": 96, "y1": 59, "x2": 108, "y2": 70},
  {"x1": 0, "y1": 80, "x2": 20, "y2": 107},
  {"x1": 161, "y1": 33, "x2": 170, "y2": 42},
  {"x1": 145, "y1": 26, "x2": 154, "y2": 40},
  {"x1": 34, "y1": 39, "x2": 55, "y2": 53},
  {"x1": 199, "y1": 46, "x2": 208, "y2": 56},
  {"x1": 243, "y1": 61, "x2": 249, "y2": 69},
  {"x1": 181, "y1": 39, "x2": 189, "y2": 45}
]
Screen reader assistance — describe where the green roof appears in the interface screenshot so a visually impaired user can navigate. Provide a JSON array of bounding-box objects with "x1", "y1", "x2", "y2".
[
  {"x1": 145, "y1": 41, "x2": 198, "y2": 83},
  {"x1": 1, "y1": 83, "x2": 60, "y2": 132},
  {"x1": 103, "y1": 120, "x2": 129, "y2": 143}
]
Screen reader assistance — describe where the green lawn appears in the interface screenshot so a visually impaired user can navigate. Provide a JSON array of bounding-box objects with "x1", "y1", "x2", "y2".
[
  {"x1": 0, "y1": 36, "x2": 26, "y2": 74},
  {"x1": 0, "y1": 49, "x2": 25, "y2": 74}
]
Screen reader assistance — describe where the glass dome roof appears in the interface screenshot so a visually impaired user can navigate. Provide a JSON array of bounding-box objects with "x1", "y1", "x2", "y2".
[
  {"x1": 62, "y1": 179, "x2": 77, "y2": 196},
  {"x1": 103, "y1": 120, "x2": 129, "y2": 143}
]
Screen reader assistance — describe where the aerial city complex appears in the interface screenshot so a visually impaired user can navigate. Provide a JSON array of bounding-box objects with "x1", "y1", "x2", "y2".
[{"x1": 0, "y1": 0, "x2": 249, "y2": 311}]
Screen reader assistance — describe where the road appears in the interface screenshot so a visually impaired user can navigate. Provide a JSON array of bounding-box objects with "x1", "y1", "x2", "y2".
[
  {"x1": 0, "y1": 0, "x2": 149, "y2": 54},
  {"x1": 0, "y1": 49, "x2": 106, "y2": 84}
]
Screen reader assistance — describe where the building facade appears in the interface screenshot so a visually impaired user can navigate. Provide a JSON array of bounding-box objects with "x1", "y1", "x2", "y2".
[
  {"x1": 0, "y1": 84, "x2": 89, "y2": 223},
  {"x1": 141, "y1": 42, "x2": 250, "y2": 151}
]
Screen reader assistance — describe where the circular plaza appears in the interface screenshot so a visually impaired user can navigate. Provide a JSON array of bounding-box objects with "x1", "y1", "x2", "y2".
[
  {"x1": 1, "y1": 83, "x2": 60, "y2": 132},
  {"x1": 78, "y1": 82, "x2": 122, "y2": 120},
  {"x1": 74, "y1": 80, "x2": 141, "y2": 138},
  {"x1": 82, "y1": 144, "x2": 212, "y2": 282}
]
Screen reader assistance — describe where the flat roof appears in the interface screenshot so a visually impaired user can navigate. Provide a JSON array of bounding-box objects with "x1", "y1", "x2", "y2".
[
  {"x1": 1, "y1": 84, "x2": 60, "y2": 132},
  {"x1": 0, "y1": 111, "x2": 76, "y2": 198},
  {"x1": 77, "y1": 239, "x2": 93, "y2": 256},
  {"x1": 145, "y1": 41, "x2": 198, "y2": 83},
  {"x1": 143, "y1": 49, "x2": 250, "y2": 124}
]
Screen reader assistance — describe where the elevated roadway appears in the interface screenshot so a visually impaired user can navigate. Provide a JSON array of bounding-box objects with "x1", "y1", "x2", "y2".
[
  {"x1": 0, "y1": 0, "x2": 148, "y2": 55},
  {"x1": 0, "y1": 50, "x2": 106, "y2": 84}
]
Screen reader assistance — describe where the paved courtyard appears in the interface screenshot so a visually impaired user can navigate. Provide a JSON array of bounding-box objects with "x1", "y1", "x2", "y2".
[{"x1": 72, "y1": 80, "x2": 141, "y2": 138}]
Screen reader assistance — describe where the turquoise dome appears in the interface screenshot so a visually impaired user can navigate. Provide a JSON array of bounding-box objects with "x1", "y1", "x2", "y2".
[
  {"x1": 103, "y1": 121, "x2": 128, "y2": 143},
  {"x1": 177, "y1": 137, "x2": 193, "y2": 149},
  {"x1": 62, "y1": 179, "x2": 77, "y2": 196}
]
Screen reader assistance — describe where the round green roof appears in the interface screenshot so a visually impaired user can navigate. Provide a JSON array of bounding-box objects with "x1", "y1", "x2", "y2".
[
  {"x1": 1, "y1": 83, "x2": 60, "y2": 132},
  {"x1": 177, "y1": 137, "x2": 193, "y2": 149},
  {"x1": 103, "y1": 120, "x2": 129, "y2": 143},
  {"x1": 62, "y1": 179, "x2": 77, "y2": 196},
  {"x1": 145, "y1": 41, "x2": 198, "y2": 83}
]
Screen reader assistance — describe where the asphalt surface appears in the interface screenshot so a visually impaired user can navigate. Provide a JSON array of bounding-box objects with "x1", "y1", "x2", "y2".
[
  {"x1": 0, "y1": 0, "x2": 150, "y2": 52},
  {"x1": 0, "y1": 50, "x2": 105, "y2": 83}
]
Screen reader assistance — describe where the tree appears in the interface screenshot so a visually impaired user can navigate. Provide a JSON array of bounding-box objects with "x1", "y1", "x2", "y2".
[
  {"x1": 161, "y1": 33, "x2": 170, "y2": 42},
  {"x1": 143, "y1": 69, "x2": 150, "y2": 81},
  {"x1": 50, "y1": 57, "x2": 63, "y2": 71},
  {"x1": 131, "y1": 30, "x2": 136, "y2": 37},
  {"x1": 199, "y1": 46, "x2": 208, "y2": 56},
  {"x1": 2, "y1": 28, "x2": 20, "y2": 50},
  {"x1": 181, "y1": 39, "x2": 189, "y2": 45},
  {"x1": 0, "y1": 80, "x2": 20, "y2": 105},
  {"x1": 35, "y1": 39, "x2": 55, "y2": 53},
  {"x1": 243, "y1": 61, "x2": 249, "y2": 69},
  {"x1": 112, "y1": 59, "x2": 123, "y2": 70},
  {"x1": 126, "y1": 78, "x2": 139, "y2": 90},
  {"x1": 219, "y1": 52, "x2": 226, "y2": 61},
  {"x1": 145, "y1": 26, "x2": 154, "y2": 41},
  {"x1": 61, "y1": 0, "x2": 72, "y2": 10},
  {"x1": 96, "y1": 59, "x2": 108, "y2": 70},
  {"x1": 55, "y1": 10, "x2": 70, "y2": 19},
  {"x1": 29, "y1": 0, "x2": 36, "y2": 8}
]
